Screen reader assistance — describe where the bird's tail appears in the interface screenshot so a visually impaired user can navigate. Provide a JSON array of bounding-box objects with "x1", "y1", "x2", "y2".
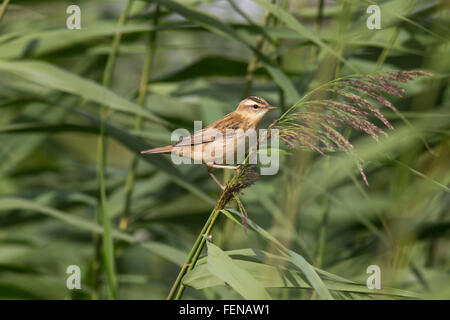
[{"x1": 141, "y1": 145, "x2": 173, "y2": 154}]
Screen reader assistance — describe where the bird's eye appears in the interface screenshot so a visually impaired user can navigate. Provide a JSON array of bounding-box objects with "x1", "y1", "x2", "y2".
[{"x1": 253, "y1": 104, "x2": 259, "y2": 109}]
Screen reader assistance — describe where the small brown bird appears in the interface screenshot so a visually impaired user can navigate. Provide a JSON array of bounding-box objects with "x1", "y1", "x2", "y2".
[{"x1": 141, "y1": 96, "x2": 276, "y2": 188}]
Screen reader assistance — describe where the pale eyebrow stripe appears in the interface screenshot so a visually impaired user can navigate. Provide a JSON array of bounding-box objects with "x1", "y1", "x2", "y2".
[{"x1": 248, "y1": 96, "x2": 265, "y2": 104}]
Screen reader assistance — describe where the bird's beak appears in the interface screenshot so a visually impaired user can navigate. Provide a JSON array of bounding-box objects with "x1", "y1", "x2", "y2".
[{"x1": 267, "y1": 105, "x2": 277, "y2": 110}]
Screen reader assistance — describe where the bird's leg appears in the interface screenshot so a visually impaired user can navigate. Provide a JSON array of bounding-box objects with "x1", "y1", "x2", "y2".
[
  {"x1": 206, "y1": 166, "x2": 225, "y2": 190},
  {"x1": 207, "y1": 164, "x2": 239, "y2": 171}
]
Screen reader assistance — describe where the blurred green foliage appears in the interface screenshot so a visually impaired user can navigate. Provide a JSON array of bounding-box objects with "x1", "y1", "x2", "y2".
[{"x1": 0, "y1": 0, "x2": 448, "y2": 299}]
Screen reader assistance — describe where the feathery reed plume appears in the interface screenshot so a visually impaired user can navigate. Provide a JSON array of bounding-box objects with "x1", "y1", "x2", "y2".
[{"x1": 272, "y1": 70, "x2": 432, "y2": 186}]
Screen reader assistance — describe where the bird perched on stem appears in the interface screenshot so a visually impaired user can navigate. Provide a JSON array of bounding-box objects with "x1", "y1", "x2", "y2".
[{"x1": 141, "y1": 96, "x2": 277, "y2": 189}]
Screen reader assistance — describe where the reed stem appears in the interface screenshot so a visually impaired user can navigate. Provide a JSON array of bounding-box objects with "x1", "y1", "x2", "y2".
[
  {"x1": 167, "y1": 169, "x2": 247, "y2": 299},
  {"x1": 120, "y1": 4, "x2": 161, "y2": 232},
  {"x1": 0, "y1": 0, "x2": 11, "y2": 23},
  {"x1": 241, "y1": 1, "x2": 275, "y2": 98},
  {"x1": 95, "y1": 0, "x2": 134, "y2": 300},
  {"x1": 166, "y1": 207, "x2": 218, "y2": 299}
]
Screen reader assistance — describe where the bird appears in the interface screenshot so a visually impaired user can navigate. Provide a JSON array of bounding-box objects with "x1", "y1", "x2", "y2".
[{"x1": 141, "y1": 96, "x2": 277, "y2": 189}]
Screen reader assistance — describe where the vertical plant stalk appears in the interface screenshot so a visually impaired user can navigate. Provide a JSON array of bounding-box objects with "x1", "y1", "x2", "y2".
[
  {"x1": 95, "y1": 0, "x2": 134, "y2": 300},
  {"x1": 274, "y1": 0, "x2": 290, "y2": 110},
  {"x1": 227, "y1": 0, "x2": 273, "y2": 45},
  {"x1": 310, "y1": 0, "x2": 324, "y2": 62},
  {"x1": 120, "y1": 4, "x2": 160, "y2": 232},
  {"x1": 316, "y1": 0, "x2": 324, "y2": 28},
  {"x1": 333, "y1": 1, "x2": 351, "y2": 79},
  {"x1": 310, "y1": 158, "x2": 330, "y2": 300},
  {"x1": 310, "y1": 1, "x2": 329, "y2": 299},
  {"x1": 311, "y1": 3, "x2": 350, "y2": 298},
  {"x1": 241, "y1": 2, "x2": 275, "y2": 98},
  {"x1": 375, "y1": 28, "x2": 399, "y2": 71},
  {"x1": 167, "y1": 197, "x2": 223, "y2": 300},
  {"x1": 375, "y1": 2, "x2": 415, "y2": 72},
  {"x1": 0, "y1": 0, "x2": 11, "y2": 23}
]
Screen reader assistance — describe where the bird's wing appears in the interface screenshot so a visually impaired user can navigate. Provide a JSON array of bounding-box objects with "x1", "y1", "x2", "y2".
[{"x1": 173, "y1": 126, "x2": 236, "y2": 147}]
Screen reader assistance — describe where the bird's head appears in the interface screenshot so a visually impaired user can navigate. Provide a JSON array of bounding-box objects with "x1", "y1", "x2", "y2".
[{"x1": 235, "y1": 96, "x2": 277, "y2": 124}]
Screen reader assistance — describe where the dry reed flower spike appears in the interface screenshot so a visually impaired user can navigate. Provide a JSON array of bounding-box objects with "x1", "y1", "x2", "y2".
[
  {"x1": 271, "y1": 70, "x2": 432, "y2": 186},
  {"x1": 222, "y1": 165, "x2": 259, "y2": 232}
]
